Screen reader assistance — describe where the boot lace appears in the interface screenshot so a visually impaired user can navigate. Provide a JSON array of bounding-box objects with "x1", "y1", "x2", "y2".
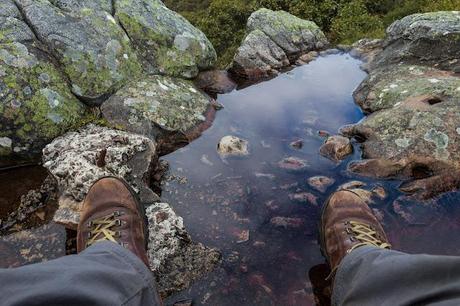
[
  {"x1": 86, "y1": 211, "x2": 123, "y2": 247},
  {"x1": 346, "y1": 220, "x2": 391, "y2": 253}
]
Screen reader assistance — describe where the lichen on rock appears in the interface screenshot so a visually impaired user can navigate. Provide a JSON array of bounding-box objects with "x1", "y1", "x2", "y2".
[
  {"x1": 115, "y1": 0, "x2": 216, "y2": 79},
  {"x1": 16, "y1": 0, "x2": 141, "y2": 104},
  {"x1": 101, "y1": 75, "x2": 215, "y2": 154},
  {"x1": 42, "y1": 125, "x2": 157, "y2": 227},
  {"x1": 0, "y1": 41, "x2": 92, "y2": 167}
]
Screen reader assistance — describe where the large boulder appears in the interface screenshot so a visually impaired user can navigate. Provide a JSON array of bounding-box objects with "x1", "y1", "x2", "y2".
[
  {"x1": 101, "y1": 75, "x2": 216, "y2": 154},
  {"x1": 42, "y1": 125, "x2": 158, "y2": 228},
  {"x1": 354, "y1": 65, "x2": 460, "y2": 113},
  {"x1": 115, "y1": 0, "x2": 216, "y2": 79},
  {"x1": 231, "y1": 8, "x2": 328, "y2": 79},
  {"x1": 0, "y1": 41, "x2": 93, "y2": 167},
  {"x1": 371, "y1": 11, "x2": 460, "y2": 72},
  {"x1": 16, "y1": 0, "x2": 141, "y2": 104}
]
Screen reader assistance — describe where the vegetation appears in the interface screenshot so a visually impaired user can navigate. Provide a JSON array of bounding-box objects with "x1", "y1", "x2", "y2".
[{"x1": 164, "y1": 0, "x2": 460, "y2": 67}]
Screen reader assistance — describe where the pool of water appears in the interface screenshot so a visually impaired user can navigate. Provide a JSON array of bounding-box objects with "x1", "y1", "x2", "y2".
[{"x1": 162, "y1": 54, "x2": 460, "y2": 305}]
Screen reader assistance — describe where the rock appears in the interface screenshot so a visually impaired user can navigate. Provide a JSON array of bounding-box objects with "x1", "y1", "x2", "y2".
[
  {"x1": 49, "y1": 0, "x2": 112, "y2": 12},
  {"x1": 319, "y1": 49, "x2": 341, "y2": 56},
  {"x1": 115, "y1": 0, "x2": 216, "y2": 79},
  {"x1": 194, "y1": 70, "x2": 237, "y2": 94},
  {"x1": 42, "y1": 125, "x2": 157, "y2": 228},
  {"x1": 371, "y1": 12, "x2": 460, "y2": 72},
  {"x1": 270, "y1": 217, "x2": 304, "y2": 229},
  {"x1": 307, "y1": 176, "x2": 335, "y2": 193},
  {"x1": 217, "y1": 136, "x2": 249, "y2": 158},
  {"x1": 0, "y1": 0, "x2": 35, "y2": 43},
  {"x1": 343, "y1": 94, "x2": 460, "y2": 182},
  {"x1": 349, "y1": 39, "x2": 383, "y2": 70},
  {"x1": 16, "y1": 0, "x2": 141, "y2": 104},
  {"x1": 173, "y1": 300, "x2": 193, "y2": 306},
  {"x1": 372, "y1": 186, "x2": 387, "y2": 200},
  {"x1": 277, "y1": 157, "x2": 309, "y2": 172},
  {"x1": 230, "y1": 29, "x2": 289, "y2": 79},
  {"x1": 247, "y1": 9, "x2": 328, "y2": 59},
  {"x1": 295, "y1": 51, "x2": 318, "y2": 65},
  {"x1": 101, "y1": 75, "x2": 215, "y2": 155},
  {"x1": 319, "y1": 136, "x2": 353, "y2": 161},
  {"x1": 0, "y1": 40, "x2": 93, "y2": 167},
  {"x1": 354, "y1": 65, "x2": 460, "y2": 113},
  {"x1": 399, "y1": 170, "x2": 460, "y2": 200},
  {"x1": 338, "y1": 181, "x2": 367, "y2": 191},
  {"x1": 288, "y1": 192, "x2": 318, "y2": 205},
  {"x1": 146, "y1": 203, "x2": 221, "y2": 297},
  {"x1": 289, "y1": 139, "x2": 303, "y2": 149},
  {"x1": 230, "y1": 8, "x2": 328, "y2": 79}
]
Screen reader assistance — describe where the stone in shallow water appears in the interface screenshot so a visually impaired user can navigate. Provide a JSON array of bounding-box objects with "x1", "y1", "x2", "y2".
[
  {"x1": 270, "y1": 217, "x2": 304, "y2": 229},
  {"x1": 288, "y1": 192, "x2": 318, "y2": 206},
  {"x1": 277, "y1": 157, "x2": 309, "y2": 172},
  {"x1": 319, "y1": 136, "x2": 353, "y2": 161},
  {"x1": 307, "y1": 176, "x2": 335, "y2": 193},
  {"x1": 338, "y1": 181, "x2": 367, "y2": 191},
  {"x1": 146, "y1": 203, "x2": 221, "y2": 297},
  {"x1": 194, "y1": 70, "x2": 237, "y2": 95},
  {"x1": 217, "y1": 136, "x2": 249, "y2": 158},
  {"x1": 101, "y1": 75, "x2": 215, "y2": 155},
  {"x1": 42, "y1": 125, "x2": 157, "y2": 228}
]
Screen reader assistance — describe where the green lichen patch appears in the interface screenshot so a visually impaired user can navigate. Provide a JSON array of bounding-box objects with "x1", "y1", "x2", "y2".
[
  {"x1": 101, "y1": 74, "x2": 212, "y2": 144},
  {"x1": 0, "y1": 42, "x2": 94, "y2": 166},
  {"x1": 115, "y1": 0, "x2": 216, "y2": 79},
  {"x1": 18, "y1": 0, "x2": 141, "y2": 103}
]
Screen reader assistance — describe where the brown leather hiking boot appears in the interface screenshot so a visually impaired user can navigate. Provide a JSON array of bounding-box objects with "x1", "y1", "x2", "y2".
[
  {"x1": 320, "y1": 190, "x2": 391, "y2": 278},
  {"x1": 77, "y1": 177, "x2": 150, "y2": 266}
]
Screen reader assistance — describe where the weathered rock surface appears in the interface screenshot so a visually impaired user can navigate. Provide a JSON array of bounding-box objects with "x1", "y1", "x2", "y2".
[
  {"x1": 307, "y1": 176, "x2": 335, "y2": 193},
  {"x1": 348, "y1": 38, "x2": 383, "y2": 71},
  {"x1": 146, "y1": 203, "x2": 221, "y2": 297},
  {"x1": 231, "y1": 8, "x2": 328, "y2": 79},
  {"x1": 371, "y1": 11, "x2": 460, "y2": 72},
  {"x1": 16, "y1": 0, "x2": 141, "y2": 104},
  {"x1": 277, "y1": 157, "x2": 309, "y2": 172},
  {"x1": 0, "y1": 41, "x2": 92, "y2": 167},
  {"x1": 319, "y1": 135, "x2": 353, "y2": 161},
  {"x1": 217, "y1": 135, "x2": 249, "y2": 158},
  {"x1": 354, "y1": 64, "x2": 460, "y2": 113},
  {"x1": 101, "y1": 75, "x2": 215, "y2": 155},
  {"x1": 115, "y1": 0, "x2": 216, "y2": 79},
  {"x1": 344, "y1": 12, "x2": 460, "y2": 198},
  {"x1": 42, "y1": 125, "x2": 157, "y2": 227}
]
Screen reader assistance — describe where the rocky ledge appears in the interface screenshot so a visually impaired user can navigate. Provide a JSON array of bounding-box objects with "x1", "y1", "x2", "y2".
[
  {"x1": 230, "y1": 8, "x2": 328, "y2": 80},
  {"x1": 341, "y1": 11, "x2": 460, "y2": 199}
]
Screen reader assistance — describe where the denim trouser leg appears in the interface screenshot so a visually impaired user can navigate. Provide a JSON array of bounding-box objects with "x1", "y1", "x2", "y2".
[
  {"x1": 0, "y1": 241, "x2": 162, "y2": 306},
  {"x1": 333, "y1": 246, "x2": 460, "y2": 306}
]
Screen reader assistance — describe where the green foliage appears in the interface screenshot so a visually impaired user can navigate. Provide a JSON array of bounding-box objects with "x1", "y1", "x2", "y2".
[
  {"x1": 331, "y1": 1, "x2": 385, "y2": 43},
  {"x1": 163, "y1": 0, "x2": 459, "y2": 68}
]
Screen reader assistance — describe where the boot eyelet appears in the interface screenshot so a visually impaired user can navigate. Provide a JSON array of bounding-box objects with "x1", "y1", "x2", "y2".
[
  {"x1": 87, "y1": 232, "x2": 92, "y2": 238},
  {"x1": 115, "y1": 219, "x2": 122, "y2": 226},
  {"x1": 87, "y1": 221, "x2": 93, "y2": 228},
  {"x1": 115, "y1": 231, "x2": 122, "y2": 238}
]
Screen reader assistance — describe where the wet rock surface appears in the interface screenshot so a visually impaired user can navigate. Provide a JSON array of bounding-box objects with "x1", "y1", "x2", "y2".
[
  {"x1": 194, "y1": 70, "x2": 237, "y2": 95},
  {"x1": 217, "y1": 136, "x2": 249, "y2": 158},
  {"x1": 231, "y1": 8, "x2": 328, "y2": 79},
  {"x1": 319, "y1": 136, "x2": 353, "y2": 161},
  {"x1": 101, "y1": 75, "x2": 215, "y2": 155}
]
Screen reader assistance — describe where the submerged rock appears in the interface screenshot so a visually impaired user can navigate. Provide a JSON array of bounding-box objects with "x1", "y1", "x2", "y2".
[
  {"x1": 307, "y1": 176, "x2": 335, "y2": 193},
  {"x1": 0, "y1": 41, "x2": 93, "y2": 167},
  {"x1": 319, "y1": 136, "x2": 353, "y2": 161},
  {"x1": 230, "y1": 8, "x2": 327, "y2": 79},
  {"x1": 115, "y1": 0, "x2": 216, "y2": 79},
  {"x1": 42, "y1": 125, "x2": 157, "y2": 228},
  {"x1": 371, "y1": 11, "x2": 460, "y2": 72},
  {"x1": 146, "y1": 203, "x2": 221, "y2": 297},
  {"x1": 217, "y1": 136, "x2": 249, "y2": 158},
  {"x1": 16, "y1": 0, "x2": 141, "y2": 104},
  {"x1": 277, "y1": 157, "x2": 309, "y2": 172},
  {"x1": 288, "y1": 192, "x2": 318, "y2": 206},
  {"x1": 101, "y1": 75, "x2": 215, "y2": 155},
  {"x1": 194, "y1": 70, "x2": 237, "y2": 95}
]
